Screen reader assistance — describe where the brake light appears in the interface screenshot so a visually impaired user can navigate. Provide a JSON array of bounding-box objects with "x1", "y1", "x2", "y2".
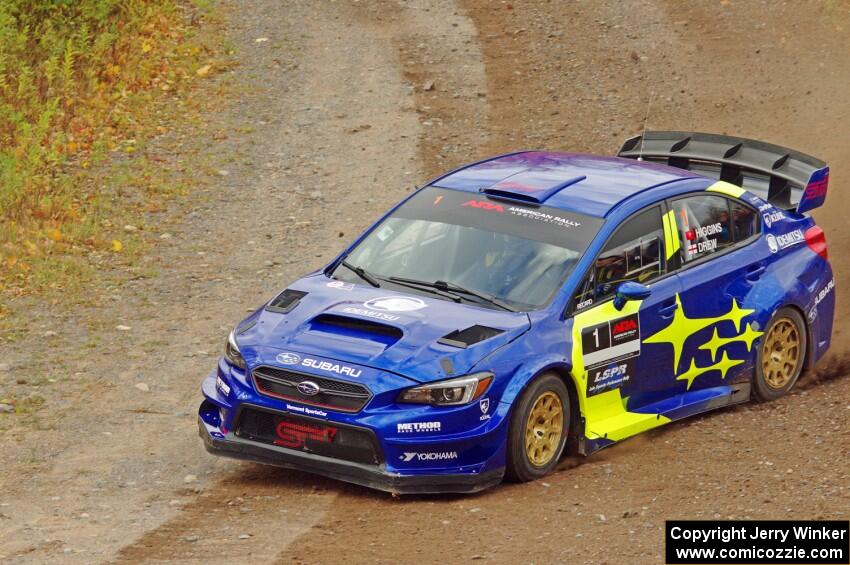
[{"x1": 805, "y1": 226, "x2": 828, "y2": 260}]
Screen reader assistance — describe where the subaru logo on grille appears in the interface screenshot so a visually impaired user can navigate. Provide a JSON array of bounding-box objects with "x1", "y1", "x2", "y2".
[
  {"x1": 276, "y1": 352, "x2": 301, "y2": 365},
  {"x1": 297, "y1": 380, "x2": 321, "y2": 396}
]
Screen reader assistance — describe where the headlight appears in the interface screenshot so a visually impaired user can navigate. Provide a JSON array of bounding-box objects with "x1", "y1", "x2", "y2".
[
  {"x1": 223, "y1": 330, "x2": 246, "y2": 370},
  {"x1": 397, "y1": 372, "x2": 493, "y2": 406}
]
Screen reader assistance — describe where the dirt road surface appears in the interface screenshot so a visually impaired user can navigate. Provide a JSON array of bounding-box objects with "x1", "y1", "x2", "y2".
[{"x1": 1, "y1": 1, "x2": 849, "y2": 563}]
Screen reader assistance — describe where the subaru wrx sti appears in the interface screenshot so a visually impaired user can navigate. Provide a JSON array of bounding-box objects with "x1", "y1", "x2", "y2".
[{"x1": 199, "y1": 131, "x2": 834, "y2": 493}]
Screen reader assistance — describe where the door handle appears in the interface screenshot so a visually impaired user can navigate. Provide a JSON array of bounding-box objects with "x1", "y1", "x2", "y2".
[
  {"x1": 658, "y1": 302, "x2": 679, "y2": 319},
  {"x1": 746, "y1": 264, "x2": 766, "y2": 282}
]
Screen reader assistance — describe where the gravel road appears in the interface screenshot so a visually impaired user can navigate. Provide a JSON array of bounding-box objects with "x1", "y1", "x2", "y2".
[{"x1": 1, "y1": 1, "x2": 848, "y2": 563}]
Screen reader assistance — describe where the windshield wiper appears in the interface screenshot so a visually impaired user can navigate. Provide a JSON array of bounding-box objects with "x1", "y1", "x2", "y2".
[
  {"x1": 339, "y1": 260, "x2": 380, "y2": 288},
  {"x1": 382, "y1": 277, "x2": 462, "y2": 303},
  {"x1": 388, "y1": 276, "x2": 517, "y2": 312}
]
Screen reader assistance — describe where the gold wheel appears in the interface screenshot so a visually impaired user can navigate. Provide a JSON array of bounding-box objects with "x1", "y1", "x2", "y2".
[
  {"x1": 762, "y1": 318, "x2": 801, "y2": 390},
  {"x1": 524, "y1": 391, "x2": 564, "y2": 467}
]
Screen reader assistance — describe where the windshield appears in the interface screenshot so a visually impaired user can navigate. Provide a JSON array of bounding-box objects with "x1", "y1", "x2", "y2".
[{"x1": 334, "y1": 187, "x2": 602, "y2": 310}]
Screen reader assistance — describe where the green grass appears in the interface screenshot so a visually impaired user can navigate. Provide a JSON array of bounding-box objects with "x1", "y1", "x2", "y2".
[{"x1": 0, "y1": 0, "x2": 222, "y2": 296}]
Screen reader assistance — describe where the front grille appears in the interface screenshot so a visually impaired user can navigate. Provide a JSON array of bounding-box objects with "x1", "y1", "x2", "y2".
[
  {"x1": 234, "y1": 405, "x2": 381, "y2": 465},
  {"x1": 252, "y1": 365, "x2": 371, "y2": 413}
]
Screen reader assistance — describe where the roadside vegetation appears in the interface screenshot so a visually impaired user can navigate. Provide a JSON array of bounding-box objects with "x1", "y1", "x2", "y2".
[{"x1": 0, "y1": 0, "x2": 221, "y2": 299}]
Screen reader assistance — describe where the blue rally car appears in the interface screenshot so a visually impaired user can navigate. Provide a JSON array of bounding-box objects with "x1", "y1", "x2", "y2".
[{"x1": 199, "y1": 131, "x2": 834, "y2": 493}]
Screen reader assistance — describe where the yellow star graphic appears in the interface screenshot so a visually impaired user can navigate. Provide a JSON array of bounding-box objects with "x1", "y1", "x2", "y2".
[
  {"x1": 726, "y1": 300, "x2": 756, "y2": 333},
  {"x1": 698, "y1": 323, "x2": 764, "y2": 362},
  {"x1": 643, "y1": 295, "x2": 725, "y2": 373},
  {"x1": 676, "y1": 351, "x2": 745, "y2": 390},
  {"x1": 643, "y1": 294, "x2": 756, "y2": 373}
]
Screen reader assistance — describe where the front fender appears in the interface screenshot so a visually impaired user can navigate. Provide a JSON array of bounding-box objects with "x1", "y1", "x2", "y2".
[
  {"x1": 498, "y1": 356, "x2": 574, "y2": 408},
  {"x1": 475, "y1": 316, "x2": 579, "y2": 414}
]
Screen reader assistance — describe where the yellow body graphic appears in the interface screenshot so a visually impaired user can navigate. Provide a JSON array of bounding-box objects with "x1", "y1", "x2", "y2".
[
  {"x1": 699, "y1": 324, "x2": 762, "y2": 362},
  {"x1": 661, "y1": 210, "x2": 680, "y2": 261},
  {"x1": 642, "y1": 294, "x2": 755, "y2": 374},
  {"x1": 706, "y1": 180, "x2": 747, "y2": 198},
  {"x1": 572, "y1": 293, "x2": 761, "y2": 444},
  {"x1": 676, "y1": 351, "x2": 745, "y2": 390},
  {"x1": 570, "y1": 300, "x2": 671, "y2": 442}
]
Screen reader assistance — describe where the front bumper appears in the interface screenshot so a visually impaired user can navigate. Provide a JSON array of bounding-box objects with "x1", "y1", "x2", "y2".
[{"x1": 198, "y1": 417, "x2": 504, "y2": 494}]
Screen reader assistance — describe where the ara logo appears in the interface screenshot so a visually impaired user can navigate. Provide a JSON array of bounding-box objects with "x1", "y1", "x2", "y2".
[
  {"x1": 612, "y1": 318, "x2": 638, "y2": 336},
  {"x1": 399, "y1": 451, "x2": 458, "y2": 462},
  {"x1": 276, "y1": 352, "x2": 301, "y2": 365},
  {"x1": 462, "y1": 200, "x2": 504, "y2": 213},
  {"x1": 363, "y1": 296, "x2": 426, "y2": 312}
]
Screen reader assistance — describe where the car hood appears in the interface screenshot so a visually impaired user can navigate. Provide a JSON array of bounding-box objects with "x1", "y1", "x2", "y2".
[{"x1": 236, "y1": 274, "x2": 531, "y2": 383}]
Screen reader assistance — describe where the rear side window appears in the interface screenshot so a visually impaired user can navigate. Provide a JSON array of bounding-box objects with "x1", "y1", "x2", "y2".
[
  {"x1": 731, "y1": 200, "x2": 759, "y2": 241},
  {"x1": 574, "y1": 206, "x2": 665, "y2": 308},
  {"x1": 670, "y1": 195, "x2": 734, "y2": 264}
]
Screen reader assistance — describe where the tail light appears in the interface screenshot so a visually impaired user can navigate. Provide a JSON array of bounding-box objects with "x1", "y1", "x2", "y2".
[{"x1": 804, "y1": 226, "x2": 828, "y2": 260}]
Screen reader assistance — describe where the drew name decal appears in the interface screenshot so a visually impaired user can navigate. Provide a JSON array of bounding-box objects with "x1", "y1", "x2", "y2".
[{"x1": 686, "y1": 223, "x2": 723, "y2": 256}]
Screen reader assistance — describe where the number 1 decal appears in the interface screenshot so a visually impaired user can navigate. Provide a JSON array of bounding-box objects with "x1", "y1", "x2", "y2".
[{"x1": 580, "y1": 313, "x2": 641, "y2": 394}]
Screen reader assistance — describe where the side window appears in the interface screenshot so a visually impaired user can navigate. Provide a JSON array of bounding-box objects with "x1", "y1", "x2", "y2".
[
  {"x1": 574, "y1": 206, "x2": 665, "y2": 308},
  {"x1": 731, "y1": 200, "x2": 759, "y2": 241},
  {"x1": 670, "y1": 195, "x2": 733, "y2": 264}
]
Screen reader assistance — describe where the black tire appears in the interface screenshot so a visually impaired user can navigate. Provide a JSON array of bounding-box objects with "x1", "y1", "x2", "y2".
[
  {"x1": 753, "y1": 307, "x2": 807, "y2": 402},
  {"x1": 505, "y1": 372, "x2": 570, "y2": 483}
]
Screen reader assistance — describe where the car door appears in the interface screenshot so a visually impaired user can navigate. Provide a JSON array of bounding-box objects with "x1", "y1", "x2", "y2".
[
  {"x1": 654, "y1": 193, "x2": 763, "y2": 394},
  {"x1": 571, "y1": 204, "x2": 684, "y2": 407}
]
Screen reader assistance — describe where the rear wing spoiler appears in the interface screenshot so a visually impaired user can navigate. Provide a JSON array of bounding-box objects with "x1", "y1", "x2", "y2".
[{"x1": 617, "y1": 131, "x2": 828, "y2": 214}]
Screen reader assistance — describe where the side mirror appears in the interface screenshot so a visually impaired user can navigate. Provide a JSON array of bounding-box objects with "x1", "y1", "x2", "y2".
[{"x1": 613, "y1": 281, "x2": 651, "y2": 310}]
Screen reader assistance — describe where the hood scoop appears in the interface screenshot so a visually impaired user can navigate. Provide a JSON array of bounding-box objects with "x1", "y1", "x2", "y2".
[
  {"x1": 308, "y1": 314, "x2": 403, "y2": 347},
  {"x1": 437, "y1": 325, "x2": 504, "y2": 349},
  {"x1": 267, "y1": 289, "x2": 308, "y2": 314}
]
